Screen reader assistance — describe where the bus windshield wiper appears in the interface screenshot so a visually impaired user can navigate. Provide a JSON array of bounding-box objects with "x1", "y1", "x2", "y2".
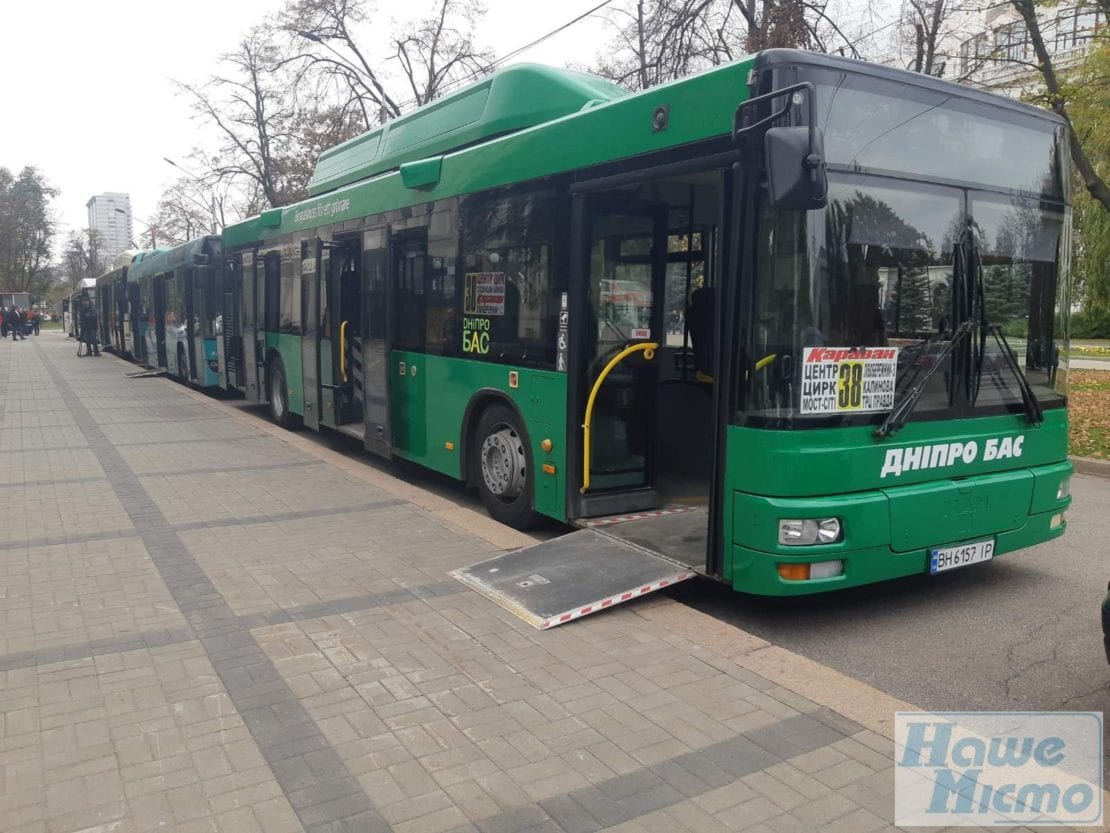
[
  {"x1": 874, "y1": 320, "x2": 974, "y2": 439},
  {"x1": 970, "y1": 248, "x2": 1044, "y2": 427}
]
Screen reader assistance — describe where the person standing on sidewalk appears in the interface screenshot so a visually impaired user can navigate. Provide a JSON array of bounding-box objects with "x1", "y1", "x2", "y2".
[
  {"x1": 77, "y1": 293, "x2": 99, "y2": 356},
  {"x1": 10, "y1": 308, "x2": 25, "y2": 341},
  {"x1": 31, "y1": 309, "x2": 40, "y2": 336}
]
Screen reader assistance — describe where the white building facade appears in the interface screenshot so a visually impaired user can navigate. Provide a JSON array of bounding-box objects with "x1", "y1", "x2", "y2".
[
  {"x1": 86, "y1": 192, "x2": 134, "y2": 267},
  {"x1": 957, "y1": 1, "x2": 1104, "y2": 94}
]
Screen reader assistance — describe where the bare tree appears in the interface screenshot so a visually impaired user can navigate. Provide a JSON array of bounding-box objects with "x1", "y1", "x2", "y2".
[
  {"x1": 903, "y1": 0, "x2": 950, "y2": 75},
  {"x1": 593, "y1": 0, "x2": 867, "y2": 91},
  {"x1": 179, "y1": 26, "x2": 307, "y2": 206},
  {"x1": 731, "y1": 0, "x2": 864, "y2": 54},
  {"x1": 282, "y1": 0, "x2": 492, "y2": 125},
  {"x1": 595, "y1": 0, "x2": 742, "y2": 90},
  {"x1": 393, "y1": 0, "x2": 494, "y2": 106},
  {"x1": 59, "y1": 229, "x2": 104, "y2": 292},
  {"x1": 1008, "y1": 0, "x2": 1110, "y2": 211}
]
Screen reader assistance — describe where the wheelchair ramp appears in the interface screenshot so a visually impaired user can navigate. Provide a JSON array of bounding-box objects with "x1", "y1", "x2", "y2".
[{"x1": 451, "y1": 527, "x2": 697, "y2": 630}]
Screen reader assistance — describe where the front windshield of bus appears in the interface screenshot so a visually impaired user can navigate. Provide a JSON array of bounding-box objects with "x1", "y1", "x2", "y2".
[{"x1": 740, "y1": 68, "x2": 1069, "y2": 428}]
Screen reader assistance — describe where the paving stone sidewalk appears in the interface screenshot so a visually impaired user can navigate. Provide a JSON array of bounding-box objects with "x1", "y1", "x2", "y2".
[{"x1": 0, "y1": 335, "x2": 948, "y2": 833}]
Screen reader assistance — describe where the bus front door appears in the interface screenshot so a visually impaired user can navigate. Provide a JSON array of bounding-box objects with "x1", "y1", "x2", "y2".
[{"x1": 578, "y1": 195, "x2": 668, "y2": 517}]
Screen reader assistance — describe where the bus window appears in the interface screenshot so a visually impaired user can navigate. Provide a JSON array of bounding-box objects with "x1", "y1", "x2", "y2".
[
  {"x1": 425, "y1": 208, "x2": 457, "y2": 355},
  {"x1": 279, "y1": 253, "x2": 301, "y2": 335},
  {"x1": 392, "y1": 230, "x2": 428, "y2": 351},
  {"x1": 263, "y1": 253, "x2": 281, "y2": 332},
  {"x1": 460, "y1": 187, "x2": 558, "y2": 366}
]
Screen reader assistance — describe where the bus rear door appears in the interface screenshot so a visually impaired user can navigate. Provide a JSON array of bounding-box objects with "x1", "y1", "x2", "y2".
[{"x1": 319, "y1": 235, "x2": 364, "y2": 434}]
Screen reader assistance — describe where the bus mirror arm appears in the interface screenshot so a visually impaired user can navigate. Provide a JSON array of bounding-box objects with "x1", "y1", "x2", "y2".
[{"x1": 734, "y1": 81, "x2": 827, "y2": 211}]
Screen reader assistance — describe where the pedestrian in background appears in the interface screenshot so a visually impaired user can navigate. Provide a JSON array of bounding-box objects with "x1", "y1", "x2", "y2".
[
  {"x1": 10, "y1": 308, "x2": 25, "y2": 341},
  {"x1": 31, "y1": 309, "x2": 40, "y2": 336}
]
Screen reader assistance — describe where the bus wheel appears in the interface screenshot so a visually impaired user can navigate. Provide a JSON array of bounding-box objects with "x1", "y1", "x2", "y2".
[
  {"x1": 177, "y1": 345, "x2": 188, "y2": 381},
  {"x1": 267, "y1": 357, "x2": 300, "y2": 429},
  {"x1": 474, "y1": 403, "x2": 537, "y2": 530}
]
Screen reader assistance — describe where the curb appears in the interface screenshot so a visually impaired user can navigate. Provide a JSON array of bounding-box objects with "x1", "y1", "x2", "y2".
[{"x1": 1070, "y1": 455, "x2": 1110, "y2": 478}]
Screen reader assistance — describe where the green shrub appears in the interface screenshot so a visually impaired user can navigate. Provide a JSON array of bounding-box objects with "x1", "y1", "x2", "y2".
[{"x1": 1071, "y1": 308, "x2": 1110, "y2": 339}]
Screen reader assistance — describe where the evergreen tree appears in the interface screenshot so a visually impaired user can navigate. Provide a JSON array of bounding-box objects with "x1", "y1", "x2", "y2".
[{"x1": 888, "y1": 266, "x2": 933, "y2": 334}]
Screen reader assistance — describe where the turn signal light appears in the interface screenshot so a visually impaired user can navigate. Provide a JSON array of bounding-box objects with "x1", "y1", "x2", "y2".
[
  {"x1": 1050, "y1": 512, "x2": 1066, "y2": 529},
  {"x1": 777, "y1": 563, "x2": 810, "y2": 581},
  {"x1": 777, "y1": 560, "x2": 845, "y2": 582}
]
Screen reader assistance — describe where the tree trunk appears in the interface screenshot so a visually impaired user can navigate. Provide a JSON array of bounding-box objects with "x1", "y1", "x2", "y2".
[{"x1": 1009, "y1": 0, "x2": 1110, "y2": 211}]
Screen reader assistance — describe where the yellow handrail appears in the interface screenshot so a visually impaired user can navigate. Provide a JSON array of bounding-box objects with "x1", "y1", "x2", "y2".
[
  {"x1": 581, "y1": 341, "x2": 658, "y2": 494},
  {"x1": 755, "y1": 353, "x2": 776, "y2": 371},
  {"x1": 339, "y1": 320, "x2": 348, "y2": 382}
]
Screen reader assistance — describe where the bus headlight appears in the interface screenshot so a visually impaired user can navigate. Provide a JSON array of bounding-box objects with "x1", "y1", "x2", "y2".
[
  {"x1": 1057, "y1": 476, "x2": 1071, "y2": 501},
  {"x1": 778, "y1": 518, "x2": 841, "y2": 546}
]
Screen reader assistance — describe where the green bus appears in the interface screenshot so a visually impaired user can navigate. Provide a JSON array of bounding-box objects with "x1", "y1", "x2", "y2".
[
  {"x1": 125, "y1": 236, "x2": 224, "y2": 386},
  {"x1": 218, "y1": 48, "x2": 1073, "y2": 596}
]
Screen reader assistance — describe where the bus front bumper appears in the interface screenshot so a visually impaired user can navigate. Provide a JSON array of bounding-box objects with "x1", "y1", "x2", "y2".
[{"x1": 728, "y1": 462, "x2": 1071, "y2": 596}]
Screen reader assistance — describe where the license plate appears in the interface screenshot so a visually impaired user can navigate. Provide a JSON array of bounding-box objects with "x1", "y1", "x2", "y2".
[{"x1": 930, "y1": 539, "x2": 995, "y2": 574}]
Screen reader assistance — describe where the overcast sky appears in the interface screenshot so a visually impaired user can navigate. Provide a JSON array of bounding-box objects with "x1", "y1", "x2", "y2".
[{"x1": 0, "y1": 0, "x2": 614, "y2": 249}]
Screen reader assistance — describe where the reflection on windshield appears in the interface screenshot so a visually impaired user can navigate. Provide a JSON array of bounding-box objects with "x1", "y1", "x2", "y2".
[
  {"x1": 808, "y1": 69, "x2": 1066, "y2": 199},
  {"x1": 743, "y1": 174, "x2": 1067, "y2": 426}
]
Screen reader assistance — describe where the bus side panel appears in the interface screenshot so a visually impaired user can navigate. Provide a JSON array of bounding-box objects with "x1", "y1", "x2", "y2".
[
  {"x1": 389, "y1": 350, "x2": 568, "y2": 522},
  {"x1": 265, "y1": 332, "x2": 305, "y2": 417},
  {"x1": 201, "y1": 339, "x2": 220, "y2": 387}
]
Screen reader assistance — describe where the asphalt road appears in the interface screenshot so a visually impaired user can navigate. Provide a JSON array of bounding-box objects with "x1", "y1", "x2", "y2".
[{"x1": 673, "y1": 473, "x2": 1110, "y2": 720}]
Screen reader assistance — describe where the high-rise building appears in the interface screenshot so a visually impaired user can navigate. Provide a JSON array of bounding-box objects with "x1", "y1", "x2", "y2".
[{"x1": 86, "y1": 193, "x2": 134, "y2": 268}]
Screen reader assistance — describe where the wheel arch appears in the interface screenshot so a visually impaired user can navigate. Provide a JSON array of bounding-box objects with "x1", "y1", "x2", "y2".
[{"x1": 460, "y1": 389, "x2": 532, "y2": 485}]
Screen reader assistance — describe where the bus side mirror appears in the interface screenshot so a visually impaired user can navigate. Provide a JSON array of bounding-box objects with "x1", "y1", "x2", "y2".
[{"x1": 765, "y1": 125, "x2": 828, "y2": 211}]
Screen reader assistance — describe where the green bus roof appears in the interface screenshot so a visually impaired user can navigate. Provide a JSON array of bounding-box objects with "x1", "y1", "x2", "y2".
[
  {"x1": 308, "y1": 64, "x2": 629, "y2": 197},
  {"x1": 126, "y1": 236, "x2": 221, "y2": 282},
  {"x1": 224, "y1": 56, "x2": 759, "y2": 249}
]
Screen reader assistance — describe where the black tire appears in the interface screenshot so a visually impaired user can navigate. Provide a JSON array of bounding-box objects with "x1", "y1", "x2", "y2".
[
  {"x1": 267, "y1": 356, "x2": 301, "y2": 429},
  {"x1": 177, "y1": 345, "x2": 189, "y2": 381},
  {"x1": 472, "y1": 403, "x2": 537, "y2": 530}
]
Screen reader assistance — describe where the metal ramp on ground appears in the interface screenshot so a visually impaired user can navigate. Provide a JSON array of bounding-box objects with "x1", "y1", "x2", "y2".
[
  {"x1": 450, "y1": 507, "x2": 706, "y2": 629},
  {"x1": 124, "y1": 368, "x2": 167, "y2": 378}
]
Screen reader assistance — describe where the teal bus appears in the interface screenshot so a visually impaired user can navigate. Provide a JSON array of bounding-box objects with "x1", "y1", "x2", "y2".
[
  {"x1": 217, "y1": 49, "x2": 1073, "y2": 596},
  {"x1": 124, "y1": 236, "x2": 223, "y2": 386}
]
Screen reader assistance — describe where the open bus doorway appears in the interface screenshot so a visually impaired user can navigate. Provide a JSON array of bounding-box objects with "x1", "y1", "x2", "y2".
[
  {"x1": 320, "y1": 236, "x2": 365, "y2": 434},
  {"x1": 573, "y1": 169, "x2": 723, "y2": 571}
]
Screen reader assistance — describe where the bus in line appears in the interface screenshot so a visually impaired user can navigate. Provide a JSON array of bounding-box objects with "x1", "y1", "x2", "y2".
[
  {"x1": 137, "y1": 49, "x2": 1075, "y2": 598},
  {"x1": 123, "y1": 236, "x2": 223, "y2": 387},
  {"x1": 64, "y1": 278, "x2": 97, "y2": 339}
]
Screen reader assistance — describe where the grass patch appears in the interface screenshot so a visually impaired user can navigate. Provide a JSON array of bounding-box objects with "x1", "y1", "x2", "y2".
[{"x1": 1069, "y1": 370, "x2": 1110, "y2": 459}]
